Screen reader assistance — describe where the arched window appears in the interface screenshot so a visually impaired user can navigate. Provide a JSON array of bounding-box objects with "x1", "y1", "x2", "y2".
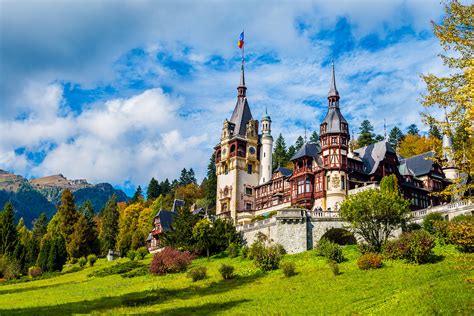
[{"x1": 224, "y1": 164, "x2": 228, "y2": 175}]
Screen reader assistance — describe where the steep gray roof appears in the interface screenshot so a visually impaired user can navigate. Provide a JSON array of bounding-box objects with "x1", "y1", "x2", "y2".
[
  {"x1": 154, "y1": 210, "x2": 177, "y2": 231},
  {"x1": 290, "y1": 142, "x2": 320, "y2": 161},
  {"x1": 354, "y1": 140, "x2": 396, "y2": 174},
  {"x1": 328, "y1": 62, "x2": 339, "y2": 98},
  {"x1": 400, "y1": 151, "x2": 435, "y2": 177},
  {"x1": 230, "y1": 97, "x2": 253, "y2": 136},
  {"x1": 274, "y1": 167, "x2": 293, "y2": 177},
  {"x1": 321, "y1": 107, "x2": 347, "y2": 133}
]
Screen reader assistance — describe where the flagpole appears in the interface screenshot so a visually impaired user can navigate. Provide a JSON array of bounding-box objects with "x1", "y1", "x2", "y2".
[{"x1": 242, "y1": 29, "x2": 244, "y2": 66}]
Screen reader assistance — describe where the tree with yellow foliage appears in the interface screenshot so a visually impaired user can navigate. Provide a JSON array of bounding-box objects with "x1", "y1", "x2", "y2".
[
  {"x1": 398, "y1": 134, "x2": 442, "y2": 158},
  {"x1": 421, "y1": 0, "x2": 473, "y2": 200}
]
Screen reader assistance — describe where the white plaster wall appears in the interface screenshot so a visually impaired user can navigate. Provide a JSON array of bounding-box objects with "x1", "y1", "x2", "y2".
[{"x1": 259, "y1": 136, "x2": 273, "y2": 185}]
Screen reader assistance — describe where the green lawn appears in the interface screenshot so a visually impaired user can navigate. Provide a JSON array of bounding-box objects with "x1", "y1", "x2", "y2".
[{"x1": 0, "y1": 245, "x2": 472, "y2": 315}]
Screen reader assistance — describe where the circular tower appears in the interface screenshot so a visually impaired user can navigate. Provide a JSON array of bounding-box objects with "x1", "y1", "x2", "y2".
[{"x1": 259, "y1": 110, "x2": 273, "y2": 184}]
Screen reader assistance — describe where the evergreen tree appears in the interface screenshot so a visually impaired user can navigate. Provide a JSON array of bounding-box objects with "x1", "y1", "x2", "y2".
[
  {"x1": 32, "y1": 213, "x2": 48, "y2": 241},
  {"x1": 388, "y1": 127, "x2": 405, "y2": 145},
  {"x1": 160, "y1": 207, "x2": 200, "y2": 251},
  {"x1": 15, "y1": 218, "x2": 33, "y2": 272},
  {"x1": 309, "y1": 131, "x2": 319, "y2": 143},
  {"x1": 429, "y1": 122, "x2": 442, "y2": 140},
  {"x1": 204, "y1": 153, "x2": 217, "y2": 209},
  {"x1": 357, "y1": 120, "x2": 376, "y2": 147},
  {"x1": 131, "y1": 186, "x2": 144, "y2": 204},
  {"x1": 0, "y1": 202, "x2": 17, "y2": 256},
  {"x1": 188, "y1": 168, "x2": 197, "y2": 185},
  {"x1": 146, "y1": 177, "x2": 161, "y2": 201},
  {"x1": 67, "y1": 214, "x2": 89, "y2": 259},
  {"x1": 273, "y1": 133, "x2": 288, "y2": 170},
  {"x1": 375, "y1": 135, "x2": 385, "y2": 142},
  {"x1": 100, "y1": 195, "x2": 119, "y2": 254},
  {"x1": 294, "y1": 136, "x2": 305, "y2": 151},
  {"x1": 179, "y1": 168, "x2": 189, "y2": 186},
  {"x1": 407, "y1": 124, "x2": 420, "y2": 136},
  {"x1": 287, "y1": 145, "x2": 296, "y2": 162},
  {"x1": 160, "y1": 179, "x2": 171, "y2": 196},
  {"x1": 47, "y1": 237, "x2": 67, "y2": 272},
  {"x1": 36, "y1": 238, "x2": 52, "y2": 271},
  {"x1": 57, "y1": 189, "x2": 78, "y2": 245},
  {"x1": 81, "y1": 201, "x2": 99, "y2": 255}
]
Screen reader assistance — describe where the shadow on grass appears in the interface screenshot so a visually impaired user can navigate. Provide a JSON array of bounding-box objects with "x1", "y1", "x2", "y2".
[
  {"x1": 150, "y1": 299, "x2": 250, "y2": 315},
  {"x1": 0, "y1": 281, "x2": 83, "y2": 296},
  {"x1": 0, "y1": 273, "x2": 261, "y2": 315}
]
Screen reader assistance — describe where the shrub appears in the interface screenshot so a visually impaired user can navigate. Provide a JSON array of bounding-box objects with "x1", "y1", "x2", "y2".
[
  {"x1": 219, "y1": 264, "x2": 234, "y2": 280},
  {"x1": 28, "y1": 266, "x2": 42, "y2": 278},
  {"x1": 281, "y1": 262, "x2": 296, "y2": 277},
  {"x1": 0, "y1": 256, "x2": 6, "y2": 278},
  {"x1": 254, "y1": 244, "x2": 282, "y2": 271},
  {"x1": 248, "y1": 241, "x2": 264, "y2": 260},
  {"x1": 422, "y1": 212, "x2": 444, "y2": 234},
  {"x1": 315, "y1": 238, "x2": 345, "y2": 263},
  {"x1": 187, "y1": 266, "x2": 207, "y2": 282},
  {"x1": 383, "y1": 231, "x2": 435, "y2": 264},
  {"x1": 240, "y1": 245, "x2": 249, "y2": 259},
  {"x1": 227, "y1": 243, "x2": 240, "y2": 258},
  {"x1": 403, "y1": 222, "x2": 422, "y2": 233},
  {"x1": 275, "y1": 243, "x2": 286, "y2": 255},
  {"x1": 358, "y1": 243, "x2": 378, "y2": 255},
  {"x1": 448, "y1": 221, "x2": 474, "y2": 253},
  {"x1": 3, "y1": 259, "x2": 21, "y2": 280},
  {"x1": 136, "y1": 247, "x2": 148, "y2": 260},
  {"x1": 432, "y1": 220, "x2": 450, "y2": 244},
  {"x1": 78, "y1": 257, "x2": 87, "y2": 268},
  {"x1": 149, "y1": 247, "x2": 194, "y2": 275},
  {"x1": 451, "y1": 214, "x2": 474, "y2": 223},
  {"x1": 87, "y1": 254, "x2": 97, "y2": 267},
  {"x1": 127, "y1": 250, "x2": 137, "y2": 261},
  {"x1": 121, "y1": 266, "x2": 148, "y2": 278},
  {"x1": 357, "y1": 253, "x2": 383, "y2": 270},
  {"x1": 328, "y1": 260, "x2": 340, "y2": 275}
]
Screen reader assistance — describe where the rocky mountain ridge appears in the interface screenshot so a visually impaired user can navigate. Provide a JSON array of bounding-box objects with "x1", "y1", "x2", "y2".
[{"x1": 0, "y1": 169, "x2": 128, "y2": 227}]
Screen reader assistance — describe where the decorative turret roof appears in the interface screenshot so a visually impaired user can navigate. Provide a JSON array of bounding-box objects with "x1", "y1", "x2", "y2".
[
  {"x1": 442, "y1": 133, "x2": 455, "y2": 168},
  {"x1": 230, "y1": 62, "x2": 253, "y2": 136},
  {"x1": 354, "y1": 140, "x2": 396, "y2": 174},
  {"x1": 321, "y1": 62, "x2": 347, "y2": 134},
  {"x1": 290, "y1": 142, "x2": 320, "y2": 161}
]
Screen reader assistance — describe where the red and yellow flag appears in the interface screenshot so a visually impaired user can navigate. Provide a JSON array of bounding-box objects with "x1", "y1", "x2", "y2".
[{"x1": 238, "y1": 31, "x2": 244, "y2": 49}]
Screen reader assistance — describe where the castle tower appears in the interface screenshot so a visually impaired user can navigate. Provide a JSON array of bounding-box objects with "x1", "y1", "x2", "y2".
[
  {"x1": 319, "y1": 62, "x2": 350, "y2": 211},
  {"x1": 214, "y1": 61, "x2": 260, "y2": 224},
  {"x1": 259, "y1": 110, "x2": 273, "y2": 184},
  {"x1": 442, "y1": 128, "x2": 458, "y2": 181}
]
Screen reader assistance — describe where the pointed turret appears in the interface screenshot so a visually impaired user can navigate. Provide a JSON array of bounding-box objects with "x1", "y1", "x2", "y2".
[
  {"x1": 328, "y1": 62, "x2": 340, "y2": 107},
  {"x1": 321, "y1": 62, "x2": 347, "y2": 134},
  {"x1": 230, "y1": 61, "x2": 253, "y2": 136},
  {"x1": 237, "y1": 63, "x2": 247, "y2": 98},
  {"x1": 441, "y1": 119, "x2": 458, "y2": 181}
]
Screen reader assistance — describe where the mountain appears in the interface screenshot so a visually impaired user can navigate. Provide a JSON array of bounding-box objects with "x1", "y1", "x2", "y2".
[{"x1": 0, "y1": 169, "x2": 128, "y2": 227}]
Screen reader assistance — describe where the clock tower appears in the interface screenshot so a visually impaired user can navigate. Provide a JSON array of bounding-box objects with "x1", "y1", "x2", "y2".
[{"x1": 214, "y1": 62, "x2": 260, "y2": 224}]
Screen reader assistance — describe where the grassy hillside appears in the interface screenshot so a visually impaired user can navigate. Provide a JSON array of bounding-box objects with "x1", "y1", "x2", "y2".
[{"x1": 0, "y1": 245, "x2": 472, "y2": 315}]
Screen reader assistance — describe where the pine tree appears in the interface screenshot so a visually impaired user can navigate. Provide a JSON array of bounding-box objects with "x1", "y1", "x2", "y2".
[
  {"x1": 273, "y1": 133, "x2": 288, "y2": 170},
  {"x1": 358, "y1": 120, "x2": 376, "y2": 147},
  {"x1": 67, "y1": 214, "x2": 89, "y2": 259},
  {"x1": 407, "y1": 124, "x2": 420, "y2": 136},
  {"x1": 204, "y1": 153, "x2": 217, "y2": 209},
  {"x1": 81, "y1": 201, "x2": 99, "y2": 255},
  {"x1": 388, "y1": 127, "x2": 405, "y2": 145},
  {"x1": 287, "y1": 145, "x2": 296, "y2": 162},
  {"x1": 309, "y1": 131, "x2": 319, "y2": 144},
  {"x1": 179, "y1": 168, "x2": 189, "y2": 186},
  {"x1": 0, "y1": 202, "x2": 18, "y2": 257},
  {"x1": 375, "y1": 135, "x2": 385, "y2": 142},
  {"x1": 160, "y1": 179, "x2": 171, "y2": 196},
  {"x1": 294, "y1": 136, "x2": 305, "y2": 151},
  {"x1": 160, "y1": 207, "x2": 200, "y2": 251},
  {"x1": 146, "y1": 178, "x2": 161, "y2": 201},
  {"x1": 15, "y1": 218, "x2": 33, "y2": 272},
  {"x1": 36, "y1": 238, "x2": 52, "y2": 271},
  {"x1": 57, "y1": 189, "x2": 78, "y2": 245},
  {"x1": 47, "y1": 237, "x2": 67, "y2": 272},
  {"x1": 131, "y1": 186, "x2": 144, "y2": 204},
  {"x1": 100, "y1": 195, "x2": 119, "y2": 255}
]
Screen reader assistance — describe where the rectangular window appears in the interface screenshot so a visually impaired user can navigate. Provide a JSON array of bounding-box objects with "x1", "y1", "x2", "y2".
[
  {"x1": 305, "y1": 180, "x2": 311, "y2": 193},
  {"x1": 341, "y1": 176, "x2": 345, "y2": 190},
  {"x1": 245, "y1": 203, "x2": 252, "y2": 211},
  {"x1": 332, "y1": 137, "x2": 337, "y2": 144},
  {"x1": 245, "y1": 187, "x2": 252, "y2": 195},
  {"x1": 327, "y1": 176, "x2": 331, "y2": 189},
  {"x1": 297, "y1": 180, "x2": 304, "y2": 194},
  {"x1": 247, "y1": 164, "x2": 252, "y2": 174}
]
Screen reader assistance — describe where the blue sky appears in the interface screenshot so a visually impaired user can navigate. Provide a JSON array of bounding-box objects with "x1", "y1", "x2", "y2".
[{"x1": 0, "y1": 0, "x2": 449, "y2": 196}]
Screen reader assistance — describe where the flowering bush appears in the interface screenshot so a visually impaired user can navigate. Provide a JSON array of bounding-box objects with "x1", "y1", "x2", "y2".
[
  {"x1": 357, "y1": 253, "x2": 383, "y2": 270},
  {"x1": 383, "y1": 231, "x2": 435, "y2": 264},
  {"x1": 149, "y1": 247, "x2": 194, "y2": 275},
  {"x1": 448, "y1": 221, "x2": 474, "y2": 253}
]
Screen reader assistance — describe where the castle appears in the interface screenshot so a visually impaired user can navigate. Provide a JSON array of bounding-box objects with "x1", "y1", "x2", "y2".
[{"x1": 214, "y1": 60, "x2": 458, "y2": 226}]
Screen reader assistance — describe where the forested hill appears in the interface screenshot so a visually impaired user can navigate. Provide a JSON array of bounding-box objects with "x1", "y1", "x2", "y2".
[{"x1": 0, "y1": 170, "x2": 128, "y2": 227}]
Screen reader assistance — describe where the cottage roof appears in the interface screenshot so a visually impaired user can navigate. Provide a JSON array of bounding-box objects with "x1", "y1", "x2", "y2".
[
  {"x1": 154, "y1": 210, "x2": 177, "y2": 231},
  {"x1": 274, "y1": 167, "x2": 293, "y2": 177},
  {"x1": 290, "y1": 142, "x2": 320, "y2": 161},
  {"x1": 400, "y1": 151, "x2": 435, "y2": 177}
]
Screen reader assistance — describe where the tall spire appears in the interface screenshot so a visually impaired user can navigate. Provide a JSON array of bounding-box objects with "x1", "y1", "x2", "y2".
[
  {"x1": 328, "y1": 61, "x2": 340, "y2": 107},
  {"x1": 237, "y1": 59, "x2": 247, "y2": 98}
]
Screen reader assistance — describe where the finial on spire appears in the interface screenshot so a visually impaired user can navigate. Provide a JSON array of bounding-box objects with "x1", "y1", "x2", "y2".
[
  {"x1": 237, "y1": 30, "x2": 247, "y2": 98},
  {"x1": 304, "y1": 126, "x2": 307, "y2": 143},
  {"x1": 384, "y1": 119, "x2": 387, "y2": 140}
]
